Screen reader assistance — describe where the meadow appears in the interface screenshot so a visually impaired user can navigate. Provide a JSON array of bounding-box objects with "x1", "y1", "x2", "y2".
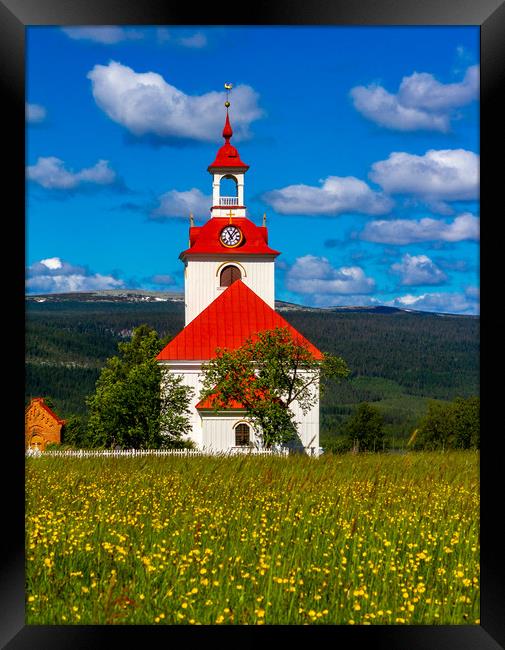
[{"x1": 25, "y1": 451, "x2": 479, "y2": 626}]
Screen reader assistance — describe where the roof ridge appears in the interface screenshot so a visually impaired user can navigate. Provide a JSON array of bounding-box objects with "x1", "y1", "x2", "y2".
[{"x1": 156, "y1": 281, "x2": 323, "y2": 361}]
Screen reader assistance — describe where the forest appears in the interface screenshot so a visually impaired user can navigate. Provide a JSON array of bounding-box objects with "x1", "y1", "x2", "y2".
[{"x1": 25, "y1": 299, "x2": 479, "y2": 446}]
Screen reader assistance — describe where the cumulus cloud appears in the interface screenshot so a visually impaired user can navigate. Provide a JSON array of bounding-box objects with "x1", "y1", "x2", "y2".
[
  {"x1": 61, "y1": 26, "x2": 143, "y2": 44},
  {"x1": 26, "y1": 257, "x2": 125, "y2": 294},
  {"x1": 262, "y1": 176, "x2": 393, "y2": 216},
  {"x1": 286, "y1": 255, "x2": 375, "y2": 296},
  {"x1": 369, "y1": 149, "x2": 479, "y2": 207},
  {"x1": 27, "y1": 157, "x2": 116, "y2": 190},
  {"x1": 390, "y1": 254, "x2": 447, "y2": 286},
  {"x1": 87, "y1": 61, "x2": 263, "y2": 142},
  {"x1": 151, "y1": 188, "x2": 211, "y2": 220},
  {"x1": 387, "y1": 291, "x2": 479, "y2": 315},
  {"x1": 360, "y1": 213, "x2": 479, "y2": 245},
  {"x1": 350, "y1": 65, "x2": 478, "y2": 132},
  {"x1": 26, "y1": 103, "x2": 47, "y2": 123}
]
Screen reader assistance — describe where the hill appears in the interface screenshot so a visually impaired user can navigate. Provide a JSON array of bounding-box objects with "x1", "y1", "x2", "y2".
[{"x1": 25, "y1": 292, "x2": 479, "y2": 445}]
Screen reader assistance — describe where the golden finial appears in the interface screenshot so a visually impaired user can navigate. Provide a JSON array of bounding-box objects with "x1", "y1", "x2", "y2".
[
  {"x1": 262, "y1": 213, "x2": 267, "y2": 227},
  {"x1": 189, "y1": 213, "x2": 194, "y2": 227},
  {"x1": 224, "y1": 82, "x2": 233, "y2": 108}
]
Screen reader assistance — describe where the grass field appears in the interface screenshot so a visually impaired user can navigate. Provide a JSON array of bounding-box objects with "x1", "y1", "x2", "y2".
[{"x1": 25, "y1": 451, "x2": 479, "y2": 625}]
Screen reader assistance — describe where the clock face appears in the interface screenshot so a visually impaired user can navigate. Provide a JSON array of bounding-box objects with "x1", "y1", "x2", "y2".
[{"x1": 220, "y1": 225, "x2": 243, "y2": 248}]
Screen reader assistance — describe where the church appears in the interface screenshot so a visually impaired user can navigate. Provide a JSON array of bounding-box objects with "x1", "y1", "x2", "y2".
[{"x1": 156, "y1": 98, "x2": 323, "y2": 453}]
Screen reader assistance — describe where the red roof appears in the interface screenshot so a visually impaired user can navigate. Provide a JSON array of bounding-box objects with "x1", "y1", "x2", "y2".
[
  {"x1": 181, "y1": 217, "x2": 280, "y2": 257},
  {"x1": 28, "y1": 398, "x2": 66, "y2": 424},
  {"x1": 196, "y1": 392, "x2": 246, "y2": 410},
  {"x1": 196, "y1": 378, "x2": 270, "y2": 410},
  {"x1": 156, "y1": 279, "x2": 323, "y2": 361},
  {"x1": 208, "y1": 110, "x2": 249, "y2": 171}
]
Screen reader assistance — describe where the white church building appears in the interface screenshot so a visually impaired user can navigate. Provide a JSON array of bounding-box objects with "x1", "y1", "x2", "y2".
[{"x1": 156, "y1": 102, "x2": 322, "y2": 453}]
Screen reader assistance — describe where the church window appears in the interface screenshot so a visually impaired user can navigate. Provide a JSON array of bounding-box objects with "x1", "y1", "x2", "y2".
[
  {"x1": 220, "y1": 174, "x2": 238, "y2": 197},
  {"x1": 220, "y1": 265, "x2": 241, "y2": 287},
  {"x1": 235, "y1": 423, "x2": 250, "y2": 446}
]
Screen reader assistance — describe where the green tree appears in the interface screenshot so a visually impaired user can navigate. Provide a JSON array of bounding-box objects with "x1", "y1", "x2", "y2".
[
  {"x1": 61, "y1": 414, "x2": 90, "y2": 448},
  {"x1": 86, "y1": 325, "x2": 194, "y2": 449},
  {"x1": 452, "y1": 396, "x2": 480, "y2": 449},
  {"x1": 345, "y1": 402, "x2": 385, "y2": 452},
  {"x1": 200, "y1": 327, "x2": 349, "y2": 448},
  {"x1": 415, "y1": 396, "x2": 479, "y2": 450}
]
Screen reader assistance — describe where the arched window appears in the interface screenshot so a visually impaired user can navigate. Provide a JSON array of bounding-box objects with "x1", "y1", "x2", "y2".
[
  {"x1": 220, "y1": 175, "x2": 238, "y2": 197},
  {"x1": 235, "y1": 423, "x2": 250, "y2": 447},
  {"x1": 220, "y1": 265, "x2": 241, "y2": 287}
]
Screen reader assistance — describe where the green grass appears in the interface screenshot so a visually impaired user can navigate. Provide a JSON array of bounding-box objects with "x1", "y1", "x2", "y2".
[{"x1": 26, "y1": 452, "x2": 479, "y2": 625}]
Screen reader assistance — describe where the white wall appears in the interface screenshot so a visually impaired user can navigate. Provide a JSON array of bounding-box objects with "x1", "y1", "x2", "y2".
[
  {"x1": 160, "y1": 362, "x2": 319, "y2": 453},
  {"x1": 200, "y1": 413, "x2": 259, "y2": 452},
  {"x1": 184, "y1": 255, "x2": 275, "y2": 325}
]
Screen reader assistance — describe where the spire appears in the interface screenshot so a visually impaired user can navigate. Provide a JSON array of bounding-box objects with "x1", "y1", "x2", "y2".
[
  {"x1": 208, "y1": 83, "x2": 249, "y2": 172},
  {"x1": 223, "y1": 109, "x2": 233, "y2": 142}
]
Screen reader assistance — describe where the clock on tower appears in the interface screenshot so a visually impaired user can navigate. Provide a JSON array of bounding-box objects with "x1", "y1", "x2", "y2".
[{"x1": 220, "y1": 225, "x2": 243, "y2": 248}]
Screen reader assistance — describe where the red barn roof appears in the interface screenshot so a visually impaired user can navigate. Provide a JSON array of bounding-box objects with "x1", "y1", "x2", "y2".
[
  {"x1": 27, "y1": 398, "x2": 66, "y2": 424},
  {"x1": 156, "y1": 279, "x2": 323, "y2": 361},
  {"x1": 181, "y1": 217, "x2": 280, "y2": 257}
]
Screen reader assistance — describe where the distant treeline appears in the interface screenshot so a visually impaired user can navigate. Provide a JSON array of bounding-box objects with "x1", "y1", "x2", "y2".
[{"x1": 25, "y1": 301, "x2": 479, "y2": 441}]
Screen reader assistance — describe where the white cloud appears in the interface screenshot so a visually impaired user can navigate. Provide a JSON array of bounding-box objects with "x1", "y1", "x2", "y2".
[
  {"x1": 398, "y1": 65, "x2": 479, "y2": 111},
  {"x1": 390, "y1": 254, "x2": 447, "y2": 286},
  {"x1": 27, "y1": 157, "x2": 116, "y2": 190},
  {"x1": 40, "y1": 257, "x2": 63, "y2": 270},
  {"x1": 465, "y1": 286, "x2": 480, "y2": 300},
  {"x1": 87, "y1": 61, "x2": 263, "y2": 142},
  {"x1": 61, "y1": 26, "x2": 143, "y2": 44},
  {"x1": 262, "y1": 176, "x2": 393, "y2": 216},
  {"x1": 26, "y1": 103, "x2": 47, "y2": 123},
  {"x1": 286, "y1": 255, "x2": 375, "y2": 295},
  {"x1": 26, "y1": 257, "x2": 124, "y2": 294},
  {"x1": 150, "y1": 274, "x2": 175, "y2": 286},
  {"x1": 151, "y1": 188, "x2": 211, "y2": 220},
  {"x1": 369, "y1": 149, "x2": 479, "y2": 205},
  {"x1": 178, "y1": 32, "x2": 207, "y2": 48},
  {"x1": 360, "y1": 213, "x2": 479, "y2": 245},
  {"x1": 387, "y1": 291, "x2": 479, "y2": 315},
  {"x1": 350, "y1": 65, "x2": 478, "y2": 132}
]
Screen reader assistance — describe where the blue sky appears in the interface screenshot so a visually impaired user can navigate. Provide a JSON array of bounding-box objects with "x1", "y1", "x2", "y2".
[{"x1": 26, "y1": 25, "x2": 479, "y2": 314}]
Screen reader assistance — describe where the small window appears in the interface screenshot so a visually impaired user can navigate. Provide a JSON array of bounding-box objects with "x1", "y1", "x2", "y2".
[
  {"x1": 220, "y1": 265, "x2": 241, "y2": 287},
  {"x1": 235, "y1": 423, "x2": 250, "y2": 447}
]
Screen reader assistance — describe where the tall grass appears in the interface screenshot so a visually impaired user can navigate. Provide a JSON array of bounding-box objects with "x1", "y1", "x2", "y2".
[{"x1": 25, "y1": 451, "x2": 479, "y2": 625}]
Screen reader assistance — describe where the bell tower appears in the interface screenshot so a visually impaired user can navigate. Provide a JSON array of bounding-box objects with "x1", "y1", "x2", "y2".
[{"x1": 180, "y1": 86, "x2": 280, "y2": 326}]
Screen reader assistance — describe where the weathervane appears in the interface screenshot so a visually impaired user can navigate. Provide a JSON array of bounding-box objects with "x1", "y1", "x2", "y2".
[{"x1": 224, "y1": 82, "x2": 233, "y2": 108}]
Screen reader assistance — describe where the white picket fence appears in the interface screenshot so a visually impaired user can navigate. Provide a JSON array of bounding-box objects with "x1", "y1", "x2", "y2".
[{"x1": 27, "y1": 446, "x2": 292, "y2": 459}]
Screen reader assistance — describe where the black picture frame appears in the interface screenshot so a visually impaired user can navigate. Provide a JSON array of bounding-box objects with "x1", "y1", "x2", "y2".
[{"x1": 4, "y1": 0, "x2": 502, "y2": 648}]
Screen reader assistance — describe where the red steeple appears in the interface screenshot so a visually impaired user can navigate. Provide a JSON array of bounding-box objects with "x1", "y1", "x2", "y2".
[{"x1": 208, "y1": 108, "x2": 249, "y2": 171}]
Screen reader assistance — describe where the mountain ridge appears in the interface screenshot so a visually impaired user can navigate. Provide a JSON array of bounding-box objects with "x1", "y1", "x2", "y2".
[{"x1": 25, "y1": 289, "x2": 478, "y2": 318}]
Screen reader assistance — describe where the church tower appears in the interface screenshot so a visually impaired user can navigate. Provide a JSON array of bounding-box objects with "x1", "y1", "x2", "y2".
[
  {"x1": 181, "y1": 100, "x2": 280, "y2": 325},
  {"x1": 157, "y1": 88, "x2": 322, "y2": 453}
]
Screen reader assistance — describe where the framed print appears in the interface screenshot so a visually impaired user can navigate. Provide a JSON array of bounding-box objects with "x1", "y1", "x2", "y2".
[{"x1": 3, "y1": 0, "x2": 503, "y2": 647}]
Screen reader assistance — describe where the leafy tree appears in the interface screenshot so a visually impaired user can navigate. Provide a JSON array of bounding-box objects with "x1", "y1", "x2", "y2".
[
  {"x1": 452, "y1": 396, "x2": 480, "y2": 449},
  {"x1": 37, "y1": 396, "x2": 56, "y2": 410},
  {"x1": 200, "y1": 327, "x2": 349, "y2": 448},
  {"x1": 61, "y1": 415, "x2": 90, "y2": 448},
  {"x1": 86, "y1": 325, "x2": 194, "y2": 449},
  {"x1": 415, "y1": 396, "x2": 479, "y2": 450},
  {"x1": 345, "y1": 402, "x2": 385, "y2": 452}
]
